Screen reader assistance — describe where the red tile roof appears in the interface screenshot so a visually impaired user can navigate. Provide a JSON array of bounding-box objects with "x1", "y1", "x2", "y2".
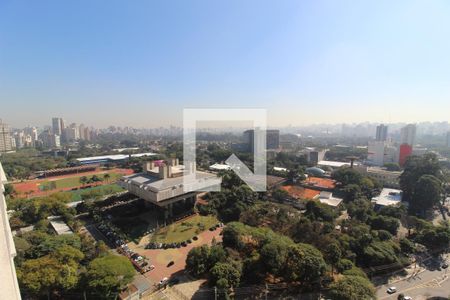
[{"x1": 280, "y1": 185, "x2": 320, "y2": 200}]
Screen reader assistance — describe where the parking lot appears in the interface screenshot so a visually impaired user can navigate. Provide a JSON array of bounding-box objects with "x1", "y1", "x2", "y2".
[{"x1": 129, "y1": 226, "x2": 223, "y2": 285}]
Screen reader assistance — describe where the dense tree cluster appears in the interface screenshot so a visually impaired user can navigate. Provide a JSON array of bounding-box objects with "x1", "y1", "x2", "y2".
[
  {"x1": 332, "y1": 167, "x2": 379, "y2": 201},
  {"x1": 186, "y1": 221, "x2": 377, "y2": 299},
  {"x1": 400, "y1": 153, "x2": 443, "y2": 215},
  {"x1": 1, "y1": 149, "x2": 67, "y2": 179},
  {"x1": 7, "y1": 192, "x2": 76, "y2": 229},
  {"x1": 14, "y1": 227, "x2": 132, "y2": 299}
]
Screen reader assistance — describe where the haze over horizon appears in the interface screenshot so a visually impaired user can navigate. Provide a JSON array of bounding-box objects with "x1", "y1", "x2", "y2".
[{"x1": 2, "y1": 0, "x2": 450, "y2": 128}]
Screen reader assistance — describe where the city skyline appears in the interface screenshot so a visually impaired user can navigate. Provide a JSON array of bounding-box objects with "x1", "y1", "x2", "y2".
[{"x1": 2, "y1": 1, "x2": 450, "y2": 127}]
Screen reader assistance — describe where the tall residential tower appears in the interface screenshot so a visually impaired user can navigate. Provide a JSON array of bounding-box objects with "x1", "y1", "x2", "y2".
[{"x1": 0, "y1": 120, "x2": 13, "y2": 152}]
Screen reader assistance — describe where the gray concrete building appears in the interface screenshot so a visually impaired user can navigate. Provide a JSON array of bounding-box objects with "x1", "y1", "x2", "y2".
[{"x1": 118, "y1": 159, "x2": 221, "y2": 219}]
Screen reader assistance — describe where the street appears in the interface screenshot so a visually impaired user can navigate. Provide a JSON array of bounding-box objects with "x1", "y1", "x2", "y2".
[{"x1": 376, "y1": 259, "x2": 450, "y2": 300}]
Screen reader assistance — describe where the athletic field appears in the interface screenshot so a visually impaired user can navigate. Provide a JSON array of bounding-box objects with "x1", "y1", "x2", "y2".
[{"x1": 13, "y1": 168, "x2": 133, "y2": 198}]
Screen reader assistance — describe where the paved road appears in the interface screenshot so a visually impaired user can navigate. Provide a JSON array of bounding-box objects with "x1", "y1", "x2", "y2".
[{"x1": 376, "y1": 260, "x2": 450, "y2": 300}]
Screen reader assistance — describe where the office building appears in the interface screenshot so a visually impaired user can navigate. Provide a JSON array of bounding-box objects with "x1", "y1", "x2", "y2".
[
  {"x1": 375, "y1": 124, "x2": 388, "y2": 141},
  {"x1": 13, "y1": 131, "x2": 24, "y2": 149},
  {"x1": 0, "y1": 120, "x2": 13, "y2": 152},
  {"x1": 0, "y1": 162, "x2": 22, "y2": 299},
  {"x1": 40, "y1": 130, "x2": 61, "y2": 149},
  {"x1": 24, "y1": 127, "x2": 38, "y2": 146},
  {"x1": 400, "y1": 124, "x2": 416, "y2": 146},
  {"x1": 79, "y1": 124, "x2": 85, "y2": 140},
  {"x1": 118, "y1": 159, "x2": 221, "y2": 219},
  {"x1": 367, "y1": 140, "x2": 399, "y2": 167},
  {"x1": 52, "y1": 117, "x2": 64, "y2": 136},
  {"x1": 65, "y1": 123, "x2": 80, "y2": 141},
  {"x1": 447, "y1": 131, "x2": 450, "y2": 148}
]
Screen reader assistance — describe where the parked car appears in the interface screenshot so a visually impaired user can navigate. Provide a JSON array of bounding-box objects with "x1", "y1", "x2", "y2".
[
  {"x1": 386, "y1": 287, "x2": 397, "y2": 294},
  {"x1": 159, "y1": 277, "x2": 169, "y2": 286}
]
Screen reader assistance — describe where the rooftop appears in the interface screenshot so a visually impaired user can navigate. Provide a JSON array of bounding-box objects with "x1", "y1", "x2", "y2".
[
  {"x1": 76, "y1": 152, "x2": 157, "y2": 163},
  {"x1": 319, "y1": 191, "x2": 343, "y2": 207},
  {"x1": 273, "y1": 166, "x2": 288, "y2": 172},
  {"x1": 372, "y1": 188, "x2": 403, "y2": 207},
  {"x1": 280, "y1": 185, "x2": 320, "y2": 200},
  {"x1": 209, "y1": 163, "x2": 231, "y2": 171},
  {"x1": 303, "y1": 176, "x2": 336, "y2": 190},
  {"x1": 48, "y1": 216, "x2": 73, "y2": 235},
  {"x1": 121, "y1": 170, "x2": 218, "y2": 192},
  {"x1": 318, "y1": 160, "x2": 355, "y2": 168}
]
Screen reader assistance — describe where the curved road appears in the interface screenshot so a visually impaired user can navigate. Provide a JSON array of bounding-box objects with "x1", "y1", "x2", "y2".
[{"x1": 376, "y1": 262, "x2": 450, "y2": 300}]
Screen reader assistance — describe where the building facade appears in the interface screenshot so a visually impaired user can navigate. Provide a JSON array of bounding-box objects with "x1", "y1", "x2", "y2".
[
  {"x1": 0, "y1": 163, "x2": 22, "y2": 299},
  {"x1": 118, "y1": 159, "x2": 221, "y2": 219},
  {"x1": 367, "y1": 141, "x2": 385, "y2": 166},
  {"x1": 376, "y1": 124, "x2": 388, "y2": 141},
  {"x1": 52, "y1": 117, "x2": 64, "y2": 136},
  {"x1": 356, "y1": 165, "x2": 401, "y2": 188},
  {"x1": 400, "y1": 124, "x2": 416, "y2": 146},
  {"x1": 399, "y1": 143, "x2": 413, "y2": 166},
  {"x1": 0, "y1": 120, "x2": 13, "y2": 152}
]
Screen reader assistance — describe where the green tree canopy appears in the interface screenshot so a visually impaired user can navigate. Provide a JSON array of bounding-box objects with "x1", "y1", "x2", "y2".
[
  {"x1": 400, "y1": 153, "x2": 440, "y2": 202},
  {"x1": 284, "y1": 243, "x2": 327, "y2": 284},
  {"x1": 410, "y1": 174, "x2": 442, "y2": 215},
  {"x1": 329, "y1": 275, "x2": 375, "y2": 300},
  {"x1": 85, "y1": 254, "x2": 135, "y2": 298},
  {"x1": 210, "y1": 261, "x2": 242, "y2": 289}
]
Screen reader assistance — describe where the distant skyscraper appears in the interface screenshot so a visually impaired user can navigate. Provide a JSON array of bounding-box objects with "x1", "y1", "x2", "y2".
[
  {"x1": 78, "y1": 124, "x2": 85, "y2": 140},
  {"x1": 0, "y1": 120, "x2": 13, "y2": 152},
  {"x1": 65, "y1": 123, "x2": 80, "y2": 141},
  {"x1": 40, "y1": 130, "x2": 60, "y2": 149},
  {"x1": 400, "y1": 124, "x2": 416, "y2": 146},
  {"x1": 52, "y1": 117, "x2": 65, "y2": 136},
  {"x1": 375, "y1": 124, "x2": 388, "y2": 141}
]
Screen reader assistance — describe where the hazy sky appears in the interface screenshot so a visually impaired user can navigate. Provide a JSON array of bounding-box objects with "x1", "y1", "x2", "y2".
[{"x1": 1, "y1": 0, "x2": 450, "y2": 128}]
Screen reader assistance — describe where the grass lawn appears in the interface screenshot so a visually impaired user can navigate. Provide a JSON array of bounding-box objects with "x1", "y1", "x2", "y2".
[
  {"x1": 151, "y1": 215, "x2": 218, "y2": 243},
  {"x1": 68, "y1": 184, "x2": 125, "y2": 201},
  {"x1": 39, "y1": 172, "x2": 122, "y2": 190}
]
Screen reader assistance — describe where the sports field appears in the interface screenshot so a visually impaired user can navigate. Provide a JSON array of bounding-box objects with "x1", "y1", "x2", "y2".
[
  {"x1": 13, "y1": 168, "x2": 133, "y2": 198},
  {"x1": 38, "y1": 172, "x2": 122, "y2": 190}
]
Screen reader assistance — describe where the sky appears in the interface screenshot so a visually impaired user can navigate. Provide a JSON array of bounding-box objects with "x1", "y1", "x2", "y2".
[{"x1": 1, "y1": 0, "x2": 450, "y2": 128}]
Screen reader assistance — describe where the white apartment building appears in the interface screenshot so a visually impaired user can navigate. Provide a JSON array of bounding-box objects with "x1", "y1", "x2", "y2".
[
  {"x1": 0, "y1": 162, "x2": 22, "y2": 299},
  {"x1": 0, "y1": 121, "x2": 13, "y2": 152}
]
